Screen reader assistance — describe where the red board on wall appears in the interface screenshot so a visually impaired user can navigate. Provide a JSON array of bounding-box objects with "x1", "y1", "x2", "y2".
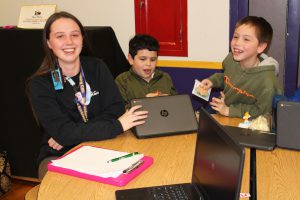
[{"x1": 134, "y1": 0, "x2": 188, "y2": 57}]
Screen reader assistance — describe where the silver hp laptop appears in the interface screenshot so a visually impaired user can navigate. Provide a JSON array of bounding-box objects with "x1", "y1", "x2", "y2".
[
  {"x1": 115, "y1": 107, "x2": 245, "y2": 200},
  {"x1": 130, "y1": 94, "x2": 198, "y2": 139},
  {"x1": 276, "y1": 101, "x2": 300, "y2": 150}
]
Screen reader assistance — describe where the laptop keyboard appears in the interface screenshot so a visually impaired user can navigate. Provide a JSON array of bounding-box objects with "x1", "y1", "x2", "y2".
[{"x1": 147, "y1": 185, "x2": 191, "y2": 200}]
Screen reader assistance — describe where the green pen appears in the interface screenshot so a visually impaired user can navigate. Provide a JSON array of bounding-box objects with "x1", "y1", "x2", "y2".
[{"x1": 107, "y1": 152, "x2": 139, "y2": 163}]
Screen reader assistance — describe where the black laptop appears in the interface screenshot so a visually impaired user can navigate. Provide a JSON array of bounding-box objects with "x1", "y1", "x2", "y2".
[
  {"x1": 115, "y1": 107, "x2": 245, "y2": 200},
  {"x1": 222, "y1": 101, "x2": 300, "y2": 151},
  {"x1": 130, "y1": 94, "x2": 198, "y2": 139},
  {"x1": 223, "y1": 126, "x2": 276, "y2": 150},
  {"x1": 276, "y1": 101, "x2": 300, "y2": 150}
]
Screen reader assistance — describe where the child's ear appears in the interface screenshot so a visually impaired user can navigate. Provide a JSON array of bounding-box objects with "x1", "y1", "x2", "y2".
[
  {"x1": 257, "y1": 42, "x2": 267, "y2": 54},
  {"x1": 128, "y1": 54, "x2": 134, "y2": 65}
]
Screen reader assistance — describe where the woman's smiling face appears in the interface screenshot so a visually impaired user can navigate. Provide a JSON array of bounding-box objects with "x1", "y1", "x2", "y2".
[{"x1": 47, "y1": 17, "x2": 83, "y2": 68}]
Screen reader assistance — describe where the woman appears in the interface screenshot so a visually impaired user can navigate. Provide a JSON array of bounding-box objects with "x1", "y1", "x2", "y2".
[{"x1": 26, "y1": 11, "x2": 147, "y2": 179}]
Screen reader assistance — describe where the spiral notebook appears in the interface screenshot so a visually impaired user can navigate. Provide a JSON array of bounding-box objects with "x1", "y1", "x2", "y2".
[{"x1": 47, "y1": 145, "x2": 153, "y2": 186}]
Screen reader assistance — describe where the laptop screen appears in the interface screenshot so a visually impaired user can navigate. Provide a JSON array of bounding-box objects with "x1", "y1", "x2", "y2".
[{"x1": 192, "y1": 108, "x2": 244, "y2": 200}]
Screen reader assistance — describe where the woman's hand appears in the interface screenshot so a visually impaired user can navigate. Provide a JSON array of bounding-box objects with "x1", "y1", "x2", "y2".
[
  {"x1": 48, "y1": 137, "x2": 64, "y2": 151},
  {"x1": 210, "y1": 91, "x2": 229, "y2": 116},
  {"x1": 118, "y1": 105, "x2": 148, "y2": 132}
]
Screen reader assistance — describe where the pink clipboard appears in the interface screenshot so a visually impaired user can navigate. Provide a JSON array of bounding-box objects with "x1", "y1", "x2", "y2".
[{"x1": 47, "y1": 146, "x2": 153, "y2": 187}]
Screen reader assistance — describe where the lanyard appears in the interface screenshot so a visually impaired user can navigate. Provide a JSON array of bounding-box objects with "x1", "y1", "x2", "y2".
[{"x1": 65, "y1": 67, "x2": 90, "y2": 123}]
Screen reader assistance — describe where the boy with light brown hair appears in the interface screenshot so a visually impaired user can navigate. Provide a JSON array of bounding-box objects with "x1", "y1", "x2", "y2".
[{"x1": 199, "y1": 16, "x2": 281, "y2": 118}]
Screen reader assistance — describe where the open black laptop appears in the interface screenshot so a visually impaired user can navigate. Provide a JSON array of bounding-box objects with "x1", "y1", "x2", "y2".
[
  {"x1": 115, "y1": 107, "x2": 245, "y2": 200},
  {"x1": 130, "y1": 94, "x2": 198, "y2": 139}
]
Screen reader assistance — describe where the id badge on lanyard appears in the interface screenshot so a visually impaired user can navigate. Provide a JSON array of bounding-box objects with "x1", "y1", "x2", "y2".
[
  {"x1": 65, "y1": 67, "x2": 91, "y2": 123},
  {"x1": 51, "y1": 68, "x2": 64, "y2": 90}
]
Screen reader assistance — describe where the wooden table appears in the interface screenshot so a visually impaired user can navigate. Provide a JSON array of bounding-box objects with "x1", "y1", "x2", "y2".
[
  {"x1": 256, "y1": 148, "x2": 300, "y2": 200},
  {"x1": 37, "y1": 115, "x2": 250, "y2": 200}
]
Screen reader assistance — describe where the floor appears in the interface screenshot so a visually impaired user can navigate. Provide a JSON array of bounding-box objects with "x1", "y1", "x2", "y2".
[{"x1": 1, "y1": 179, "x2": 38, "y2": 200}]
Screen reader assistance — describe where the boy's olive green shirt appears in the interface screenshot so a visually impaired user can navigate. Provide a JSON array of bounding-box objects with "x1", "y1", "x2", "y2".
[
  {"x1": 209, "y1": 53, "x2": 282, "y2": 118},
  {"x1": 115, "y1": 68, "x2": 178, "y2": 108}
]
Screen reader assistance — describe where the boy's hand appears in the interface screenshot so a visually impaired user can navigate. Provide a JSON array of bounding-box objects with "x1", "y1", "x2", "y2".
[
  {"x1": 118, "y1": 105, "x2": 148, "y2": 132},
  {"x1": 146, "y1": 90, "x2": 168, "y2": 97},
  {"x1": 200, "y1": 79, "x2": 213, "y2": 90},
  {"x1": 146, "y1": 91, "x2": 160, "y2": 97},
  {"x1": 210, "y1": 92, "x2": 229, "y2": 116}
]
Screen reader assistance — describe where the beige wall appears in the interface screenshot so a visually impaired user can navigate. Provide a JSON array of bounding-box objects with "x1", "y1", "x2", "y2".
[{"x1": 0, "y1": 0, "x2": 229, "y2": 62}]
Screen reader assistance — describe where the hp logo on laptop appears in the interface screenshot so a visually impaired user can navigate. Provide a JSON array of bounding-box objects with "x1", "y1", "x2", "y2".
[{"x1": 160, "y1": 110, "x2": 169, "y2": 117}]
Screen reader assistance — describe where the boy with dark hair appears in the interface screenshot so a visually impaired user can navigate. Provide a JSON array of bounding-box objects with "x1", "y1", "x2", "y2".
[
  {"x1": 199, "y1": 16, "x2": 281, "y2": 118},
  {"x1": 115, "y1": 34, "x2": 177, "y2": 108}
]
